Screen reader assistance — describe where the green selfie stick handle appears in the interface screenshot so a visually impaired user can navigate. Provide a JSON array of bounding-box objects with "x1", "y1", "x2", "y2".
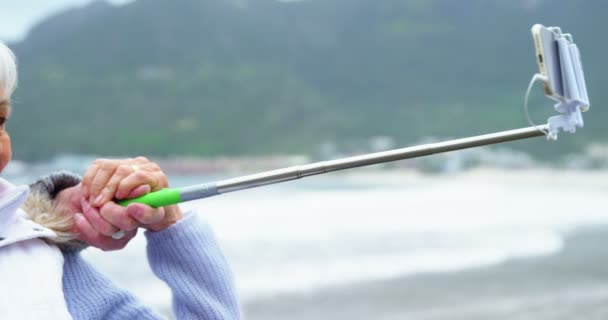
[
  {"x1": 117, "y1": 183, "x2": 220, "y2": 208},
  {"x1": 118, "y1": 188, "x2": 182, "y2": 208}
]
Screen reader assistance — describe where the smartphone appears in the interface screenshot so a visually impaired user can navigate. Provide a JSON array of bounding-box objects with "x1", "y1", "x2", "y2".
[{"x1": 531, "y1": 24, "x2": 563, "y2": 99}]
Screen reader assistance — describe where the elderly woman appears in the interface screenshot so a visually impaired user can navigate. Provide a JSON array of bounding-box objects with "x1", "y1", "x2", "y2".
[{"x1": 0, "y1": 41, "x2": 240, "y2": 319}]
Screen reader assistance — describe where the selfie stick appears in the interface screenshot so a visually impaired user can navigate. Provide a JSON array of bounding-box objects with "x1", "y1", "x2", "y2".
[
  {"x1": 119, "y1": 125, "x2": 548, "y2": 208},
  {"x1": 118, "y1": 24, "x2": 589, "y2": 208}
]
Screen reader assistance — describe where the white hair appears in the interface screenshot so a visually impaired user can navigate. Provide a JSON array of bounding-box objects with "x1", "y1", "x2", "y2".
[{"x1": 0, "y1": 41, "x2": 17, "y2": 99}]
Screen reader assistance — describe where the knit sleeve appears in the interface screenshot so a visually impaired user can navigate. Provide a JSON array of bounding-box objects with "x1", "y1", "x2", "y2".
[
  {"x1": 145, "y1": 213, "x2": 241, "y2": 320},
  {"x1": 62, "y1": 251, "x2": 164, "y2": 320}
]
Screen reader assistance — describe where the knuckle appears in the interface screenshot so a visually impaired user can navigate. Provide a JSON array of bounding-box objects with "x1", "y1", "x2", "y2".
[
  {"x1": 106, "y1": 159, "x2": 126, "y2": 171},
  {"x1": 150, "y1": 209, "x2": 165, "y2": 224},
  {"x1": 158, "y1": 177, "x2": 169, "y2": 188},
  {"x1": 99, "y1": 161, "x2": 114, "y2": 171},
  {"x1": 116, "y1": 164, "x2": 132, "y2": 176},
  {"x1": 133, "y1": 171, "x2": 148, "y2": 180},
  {"x1": 141, "y1": 211, "x2": 156, "y2": 224},
  {"x1": 84, "y1": 164, "x2": 97, "y2": 174},
  {"x1": 135, "y1": 156, "x2": 149, "y2": 163},
  {"x1": 116, "y1": 180, "x2": 129, "y2": 193},
  {"x1": 97, "y1": 159, "x2": 110, "y2": 166},
  {"x1": 83, "y1": 167, "x2": 97, "y2": 180}
]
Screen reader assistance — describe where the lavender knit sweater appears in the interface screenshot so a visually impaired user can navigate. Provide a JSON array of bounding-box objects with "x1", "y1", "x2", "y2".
[
  {"x1": 62, "y1": 213, "x2": 241, "y2": 319},
  {"x1": 30, "y1": 172, "x2": 241, "y2": 319}
]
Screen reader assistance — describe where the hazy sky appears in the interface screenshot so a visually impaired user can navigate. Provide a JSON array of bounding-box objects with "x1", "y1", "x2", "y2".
[{"x1": 0, "y1": 0, "x2": 132, "y2": 41}]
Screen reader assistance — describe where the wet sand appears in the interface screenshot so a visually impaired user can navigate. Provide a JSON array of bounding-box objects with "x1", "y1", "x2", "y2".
[{"x1": 244, "y1": 226, "x2": 608, "y2": 320}]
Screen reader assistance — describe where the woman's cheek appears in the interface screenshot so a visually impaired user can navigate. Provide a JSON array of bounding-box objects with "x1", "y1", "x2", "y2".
[{"x1": 0, "y1": 133, "x2": 12, "y2": 173}]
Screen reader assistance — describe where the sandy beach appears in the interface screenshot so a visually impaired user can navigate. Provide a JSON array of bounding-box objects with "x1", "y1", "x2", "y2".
[{"x1": 244, "y1": 226, "x2": 608, "y2": 320}]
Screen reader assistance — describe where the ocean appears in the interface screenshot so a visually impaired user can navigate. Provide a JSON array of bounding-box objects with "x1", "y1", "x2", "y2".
[{"x1": 74, "y1": 168, "x2": 608, "y2": 317}]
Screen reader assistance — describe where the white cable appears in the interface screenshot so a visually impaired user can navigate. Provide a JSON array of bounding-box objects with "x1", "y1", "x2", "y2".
[{"x1": 523, "y1": 73, "x2": 550, "y2": 136}]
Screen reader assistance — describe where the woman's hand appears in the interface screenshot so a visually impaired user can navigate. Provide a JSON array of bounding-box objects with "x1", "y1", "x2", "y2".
[
  {"x1": 56, "y1": 157, "x2": 183, "y2": 250},
  {"x1": 81, "y1": 157, "x2": 183, "y2": 230},
  {"x1": 82, "y1": 157, "x2": 168, "y2": 206},
  {"x1": 55, "y1": 183, "x2": 138, "y2": 251},
  {"x1": 72, "y1": 199, "x2": 139, "y2": 251}
]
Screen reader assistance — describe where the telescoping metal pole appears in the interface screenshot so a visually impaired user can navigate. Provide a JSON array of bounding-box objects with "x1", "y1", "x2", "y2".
[{"x1": 119, "y1": 125, "x2": 548, "y2": 208}]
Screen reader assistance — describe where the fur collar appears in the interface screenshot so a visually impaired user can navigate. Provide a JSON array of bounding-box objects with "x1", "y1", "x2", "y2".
[{"x1": 0, "y1": 177, "x2": 82, "y2": 250}]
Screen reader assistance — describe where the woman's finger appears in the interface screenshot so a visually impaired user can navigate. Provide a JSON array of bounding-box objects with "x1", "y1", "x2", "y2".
[
  {"x1": 89, "y1": 160, "x2": 119, "y2": 204},
  {"x1": 115, "y1": 171, "x2": 163, "y2": 199},
  {"x1": 73, "y1": 213, "x2": 99, "y2": 243},
  {"x1": 85, "y1": 157, "x2": 162, "y2": 202},
  {"x1": 74, "y1": 214, "x2": 136, "y2": 251},
  {"x1": 81, "y1": 198, "x2": 120, "y2": 236},
  {"x1": 81, "y1": 162, "x2": 101, "y2": 199},
  {"x1": 99, "y1": 202, "x2": 140, "y2": 231},
  {"x1": 127, "y1": 203, "x2": 165, "y2": 225},
  {"x1": 95, "y1": 164, "x2": 135, "y2": 205},
  {"x1": 126, "y1": 185, "x2": 151, "y2": 199}
]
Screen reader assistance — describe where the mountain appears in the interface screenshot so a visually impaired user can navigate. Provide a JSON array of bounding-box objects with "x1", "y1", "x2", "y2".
[{"x1": 9, "y1": 0, "x2": 607, "y2": 160}]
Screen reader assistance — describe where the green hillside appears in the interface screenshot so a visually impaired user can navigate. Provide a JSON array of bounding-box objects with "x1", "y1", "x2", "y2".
[{"x1": 9, "y1": 0, "x2": 607, "y2": 160}]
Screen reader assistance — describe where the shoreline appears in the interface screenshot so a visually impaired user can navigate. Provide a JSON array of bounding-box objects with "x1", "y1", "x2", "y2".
[{"x1": 243, "y1": 225, "x2": 608, "y2": 320}]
